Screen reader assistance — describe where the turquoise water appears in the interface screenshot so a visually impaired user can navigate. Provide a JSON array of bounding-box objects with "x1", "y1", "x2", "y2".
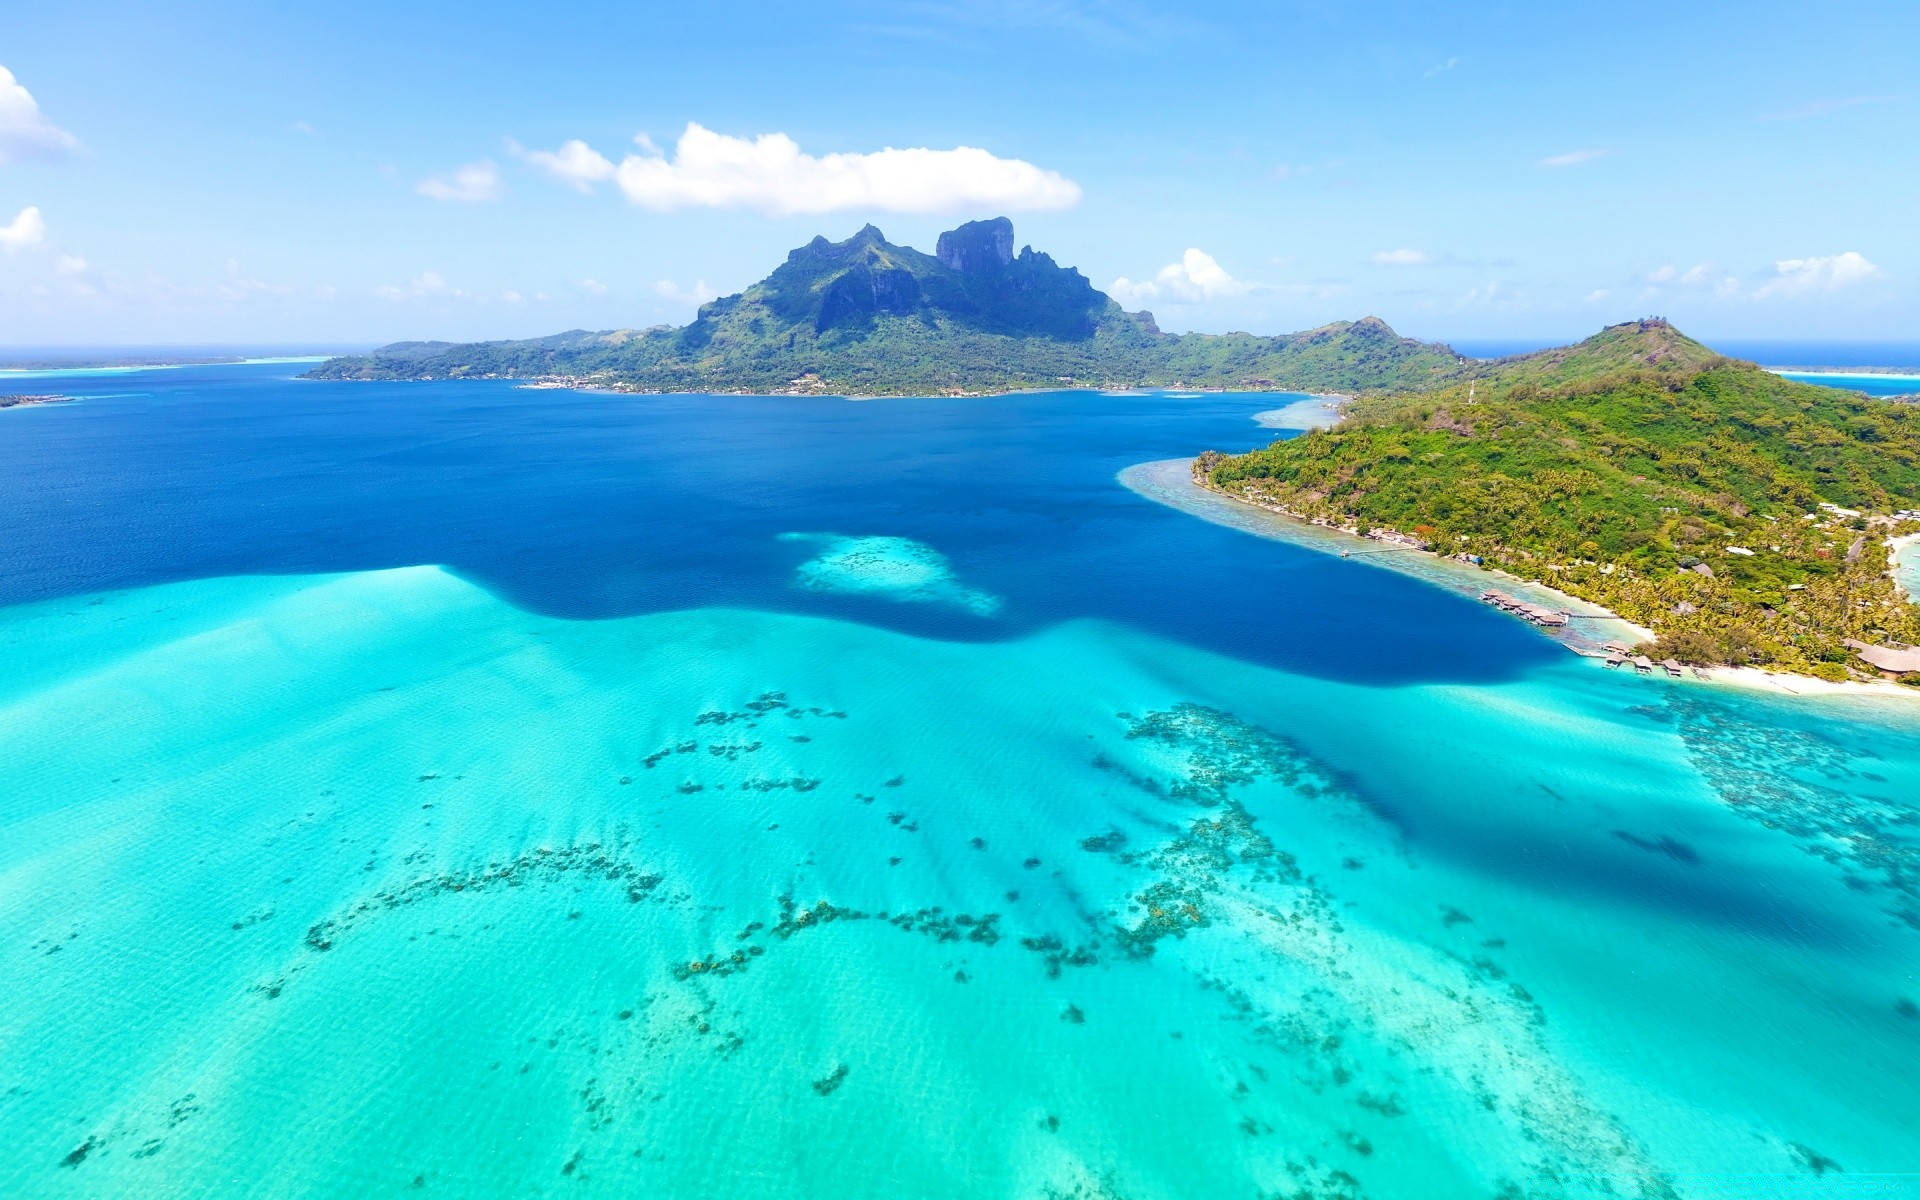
[
  {"x1": 3, "y1": 365, "x2": 1919, "y2": 1198},
  {"x1": 1775, "y1": 370, "x2": 1920, "y2": 399}
]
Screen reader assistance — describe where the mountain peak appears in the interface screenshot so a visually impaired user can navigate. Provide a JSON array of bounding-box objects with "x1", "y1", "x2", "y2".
[{"x1": 936, "y1": 217, "x2": 1015, "y2": 274}]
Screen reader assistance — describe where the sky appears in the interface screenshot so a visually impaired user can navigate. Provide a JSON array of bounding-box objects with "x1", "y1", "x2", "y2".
[{"x1": 2, "y1": 0, "x2": 1917, "y2": 349}]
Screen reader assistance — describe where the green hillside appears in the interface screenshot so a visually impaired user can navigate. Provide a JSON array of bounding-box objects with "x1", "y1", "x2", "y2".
[
  {"x1": 1199, "y1": 320, "x2": 1920, "y2": 676},
  {"x1": 308, "y1": 219, "x2": 1464, "y2": 396}
]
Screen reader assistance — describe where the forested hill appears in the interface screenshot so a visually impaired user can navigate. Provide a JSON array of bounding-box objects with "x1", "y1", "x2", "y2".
[
  {"x1": 307, "y1": 218, "x2": 1465, "y2": 395},
  {"x1": 1198, "y1": 319, "x2": 1920, "y2": 677}
]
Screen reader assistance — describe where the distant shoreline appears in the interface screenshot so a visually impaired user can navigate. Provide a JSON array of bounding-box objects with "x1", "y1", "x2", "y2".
[
  {"x1": 0, "y1": 393, "x2": 75, "y2": 412},
  {"x1": 1767, "y1": 366, "x2": 1920, "y2": 380},
  {"x1": 0, "y1": 355, "x2": 330, "y2": 376},
  {"x1": 521, "y1": 378, "x2": 1334, "y2": 403},
  {"x1": 1128, "y1": 456, "x2": 1920, "y2": 705}
]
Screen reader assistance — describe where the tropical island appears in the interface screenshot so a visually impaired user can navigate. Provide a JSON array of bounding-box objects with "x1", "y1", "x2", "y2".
[
  {"x1": 1195, "y1": 319, "x2": 1920, "y2": 682},
  {"x1": 308, "y1": 219, "x2": 1920, "y2": 683},
  {"x1": 308, "y1": 218, "x2": 1468, "y2": 396}
]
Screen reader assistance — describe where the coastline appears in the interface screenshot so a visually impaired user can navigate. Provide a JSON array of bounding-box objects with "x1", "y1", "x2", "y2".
[
  {"x1": 1125, "y1": 456, "x2": 1920, "y2": 704},
  {"x1": 0, "y1": 355, "x2": 329, "y2": 379},
  {"x1": 1119, "y1": 457, "x2": 1652, "y2": 651},
  {"x1": 1765, "y1": 366, "x2": 1920, "y2": 380},
  {"x1": 1252, "y1": 394, "x2": 1347, "y2": 431},
  {"x1": 0, "y1": 393, "x2": 75, "y2": 412},
  {"x1": 530, "y1": 379, "x2": 1339, "y2": 404}
]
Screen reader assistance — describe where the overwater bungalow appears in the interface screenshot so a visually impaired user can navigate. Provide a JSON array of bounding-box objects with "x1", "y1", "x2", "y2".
[
  {"x1": 1661, "y1": 659, "x2": 1684, "y2": 678},
  {"x1": 1632, "y1": 655, "x2": 1655, "y2": 675}
]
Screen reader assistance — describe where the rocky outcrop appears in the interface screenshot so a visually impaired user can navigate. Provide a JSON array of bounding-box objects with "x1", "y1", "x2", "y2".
[{"x1": 936, "y1": 217, "x2": 1014, "y2": 274}]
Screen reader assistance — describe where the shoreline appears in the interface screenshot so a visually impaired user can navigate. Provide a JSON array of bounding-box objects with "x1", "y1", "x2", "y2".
[
  {"x1": 340, "y1": 373, "x2": 1349, "y2": 403},
  {"x1": 1252, "y1": 394, "x2": 1348, "y2": 431},
  {"x1": 1891, "y1": 533, "x2": 1919, "y2": 603},
  {"x1": 1765, "y1": 366, "x2": 1920, "y2": 379},
  {"x1": 0, "y1": 393, "x2": 75, "y2": 412},
  {"x1": 1125, "y1": 456, "x2": 1920, "y2": 704},
  {"x1": 0, "y1": 355, "x2": 329, "y2": 378},
  {"x1": 1119, "y1": 457, "x2": 1653, "y2": 650}
]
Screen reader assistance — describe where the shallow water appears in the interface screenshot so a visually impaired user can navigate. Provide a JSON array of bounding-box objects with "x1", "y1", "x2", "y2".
[
  {"x1": 2, "y1": 365, "x2": 1918, "y2": 1198},
  {"x1": 1775, "y1": 370, "x2": 1920, "y2": 399}
]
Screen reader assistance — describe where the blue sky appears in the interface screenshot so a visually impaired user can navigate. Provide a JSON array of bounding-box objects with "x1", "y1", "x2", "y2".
[{"x1": 2, "y1": 0, "x2": 1916, "y2": 348}]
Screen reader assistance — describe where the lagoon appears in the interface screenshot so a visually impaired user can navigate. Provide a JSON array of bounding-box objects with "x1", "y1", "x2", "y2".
[{"x1": 2, "y1": 363, "x2": 1917, "y2": 1198}]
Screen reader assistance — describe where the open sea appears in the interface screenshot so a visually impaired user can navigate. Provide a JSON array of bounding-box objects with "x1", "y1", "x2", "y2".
[{"x1": 2, "y1": 362, "x2": 1918, "y2": 1199}]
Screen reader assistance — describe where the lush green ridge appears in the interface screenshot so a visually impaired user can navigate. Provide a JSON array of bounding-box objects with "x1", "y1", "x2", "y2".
[
  {"x1": 308, "y1": 219, "x2": 1465, "y2": 395},
  {"x1": 1200, "y1": 320, "x2": 1920, "y2": 677}
]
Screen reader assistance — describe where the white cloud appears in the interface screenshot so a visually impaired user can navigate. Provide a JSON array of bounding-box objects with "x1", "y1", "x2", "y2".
[
  {"x1": 1539, "y1": 148, "x2": 1610, "y2": 168},
  {"x1": 416, "y1": 160, "x2": 503, "y2": 203},
  {"x1": 1109, "y1": 249, "x2": 1249, "y2": 306},
  {"x1": 1754, "y1": 251, "x2": 1880, "y2": 298},
  {"x1": 1584, "y1": 288, "x2": 1611, "y2": 303},
  {"x1": 516, "y1": 138, "x2": 616, "y2": 192},
  {"x1": 1642, "y1": 262, "x2": 1741, "y2": 299},
  {"x1": 1423, "y1": 56, "x2": 1459, "y2": 78},
  {"x1": 1371, "y1": 248, "x2": 1431, "y2": 267},
  {"x1": 521, "y1": 122, "x2": 1081, "y2": 215},
  {"x1": 653, "y1": 278, "x2": 718, "y2": 306},
  {"x1": 0, "y1": 205, "x2": 47, "y2": 252},
  {"x1": 0, "y1": 66, "x2": 79, "y2": 164},
  {"x1": 575, "y1": 277, "x2": 608, "y2": 296},
  {"x1": 55, "y1": 253, "x2": 87, "y2": 275}
]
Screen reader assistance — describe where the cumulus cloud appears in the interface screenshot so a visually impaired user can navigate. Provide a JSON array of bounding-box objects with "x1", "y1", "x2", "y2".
[
  {"x1": 1539, "y1": 148, "x2": 1610, "y2": 168},
  {"x1": 1109, "y1": 249, "x2": 1249, "y2": 306},
  {"x1": 0, "y1": 205, "x2": 47, "y2": 252},
  {"x1": 0, "y1": 67, "x2": 79, "y2": 164},
  {"x1": 518, "y1": 122, "x2": 1081, "y2": 215},
  {"x1": 1371, "y1": 248, "x2": 1431, "y2": 267},
  {"x1": 1584, "y1": 288, "x2": 1611, "y2": 303},
  {"x1": 515, "y1": 138, "x2": 616, "y2": 192},
  {"x1": 1755, "y1": 251, "x2": 1880, "y2": 298},
  {"x1": 416, "y1": 160, "x2": 503, "y2": 203},
  {"x1": 575, "y1": 278, "x2": 608, "y2": 296}
]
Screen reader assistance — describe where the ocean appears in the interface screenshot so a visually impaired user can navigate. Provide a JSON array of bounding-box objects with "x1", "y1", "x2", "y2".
[{"x1": 2, "y1": 363, "x2": 1917, "y2": 1198}]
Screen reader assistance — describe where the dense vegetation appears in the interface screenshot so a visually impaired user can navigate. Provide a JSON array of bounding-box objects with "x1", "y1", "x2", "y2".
[
  {"x1": 308, "y1": 219, "x2": 1465, "y2": 396},
  {"x1": 1201, "y1": 320, "x2": 1920, "y2": 677}
]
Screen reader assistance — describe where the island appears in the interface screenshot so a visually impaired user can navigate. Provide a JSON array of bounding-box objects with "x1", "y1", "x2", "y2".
[
  {"x1": 0, "y1": 393, "x2": 74, "y2": 410},
  {"x1": 308, "y1": 218, "x2": 1468, "y2": 397},
  {"x1": 1195, "y1": 319, "x2": 1920, "y2": 683}
]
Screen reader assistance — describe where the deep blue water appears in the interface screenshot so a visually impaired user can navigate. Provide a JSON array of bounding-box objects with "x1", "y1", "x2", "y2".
[{"x1": 0, "y1": 363, "x2": 1558, "y2": 686}]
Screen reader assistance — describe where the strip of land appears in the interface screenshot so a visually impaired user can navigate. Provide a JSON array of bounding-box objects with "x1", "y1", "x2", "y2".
[{"x1": 1193, "y1": 319, "x2": 1920, "y2": 689}]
